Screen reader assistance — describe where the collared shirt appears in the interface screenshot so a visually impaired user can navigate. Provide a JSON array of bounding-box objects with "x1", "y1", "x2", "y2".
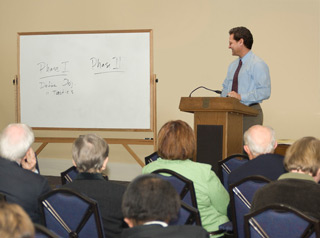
[
  {"x1": 221, "y1": 51, "x2": 271, "y2": 106},
  {"x1": 144, "y1": 221, "x2": 168, "y2": 227},
  {"x1": 17, "y1": 161, "x2": 39, "y2": 174}
]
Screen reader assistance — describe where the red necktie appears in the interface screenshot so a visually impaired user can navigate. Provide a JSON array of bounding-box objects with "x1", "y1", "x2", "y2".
[{"x1": 231, "y1": 59, "x2": 242, "y2": 93}]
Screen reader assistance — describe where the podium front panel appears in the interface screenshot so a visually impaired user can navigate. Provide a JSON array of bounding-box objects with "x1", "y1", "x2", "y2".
[{"x1": 196, "y1": 125, "x2": 223, "y2": 173}]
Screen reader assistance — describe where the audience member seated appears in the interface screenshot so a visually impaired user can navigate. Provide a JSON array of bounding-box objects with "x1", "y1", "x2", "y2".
[
  {"x1": 251, "y1": 137, "x2": 320, "y2": 220},
  {"x1": 0, "y1": 202, "x2": 35, "y2": 238},
  {"x1": 142, "y1": 120, "x2": 229, "y2": 232},
  {"x1": 228, "y1": 125, "x2": 286, "y2": 186},
  {"x1": 0, "y1": 123, "x2": 51, "y2": 223},
  {"x1": 121, "y1": 174, "x2": 209, "y2": 238},
  {"x1": 62, "y1": 134, "x2": 127, "y2": 238}
]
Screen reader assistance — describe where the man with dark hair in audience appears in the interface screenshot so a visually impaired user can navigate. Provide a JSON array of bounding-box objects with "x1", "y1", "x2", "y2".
[
  {"x1": 228, "y1": 125, "x2": 286, "y2": 186},
  {"x1": 0, "y1": 123, "x2": 51, "y2": 223},
  {"x1": 63, "y1": 134, "x2": 127, "y2": 238},
  {"x1": 121, "y1": 174, "x2": 209, "y2": 238},
  {"x1": 251, "y1": 137, "x2": 320, "y2": 220}
]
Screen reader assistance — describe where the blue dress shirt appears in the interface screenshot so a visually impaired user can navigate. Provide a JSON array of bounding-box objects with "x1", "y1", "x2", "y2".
[{"x1": 221, "y1": 51, "x2": 271, "y2": 106}]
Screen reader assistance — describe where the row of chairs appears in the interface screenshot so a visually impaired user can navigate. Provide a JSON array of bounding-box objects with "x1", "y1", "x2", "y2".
[
  {"x1": 42, "y1": 168, "x2": 201, "y2": 238},
  {"x1": 3, "y1": 153, "x2": 319, "y2": 238},
  {"x1": 4, "y1": 172, "x2": 319, "y2": 238},
  {"x1": 217, "y1": 154, "x2": 320, "y2": 238},
  {"x1": 158, "y1": 165, "x2": 273, "y2": 237},
  {"x1": 41, "y1": 166, "x2": 201, "y2": 238},
  {"x1": 146, "y1": 152, "x2": 320, "y2": 237}
]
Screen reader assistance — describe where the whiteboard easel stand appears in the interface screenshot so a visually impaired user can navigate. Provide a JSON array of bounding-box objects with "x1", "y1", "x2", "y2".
[{"x1": 34, "y1": 137, "x2": 155, "y2": 167}]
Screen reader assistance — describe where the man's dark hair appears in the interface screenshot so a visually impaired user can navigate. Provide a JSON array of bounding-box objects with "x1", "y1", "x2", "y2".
[
  {"x1": 122, "y1": 174, "x2": 181, "y2": 224},
  {"x1": 229, "y1": 26, "x2": 253, "y2": 50}
]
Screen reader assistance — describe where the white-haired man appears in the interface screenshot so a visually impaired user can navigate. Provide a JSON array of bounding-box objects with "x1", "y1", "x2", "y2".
[
  {"x1": 0, "y1": 123, "x2": 51, "y2": 223},
  {"x1": 228, "y1": 125, "x2": 286, "y2": 186}
]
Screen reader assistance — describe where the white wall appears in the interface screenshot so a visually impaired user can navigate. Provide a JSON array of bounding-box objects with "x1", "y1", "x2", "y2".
[{"x1": 0, "y1": 0, "x2": 319, "y2": 179}]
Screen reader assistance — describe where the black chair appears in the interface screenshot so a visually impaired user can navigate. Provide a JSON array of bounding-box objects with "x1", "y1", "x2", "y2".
[
  {"x1": 170, "y1": 201, "x2": 202, "y2": 226},
  {"x1": 229, "y1": 175, "x2": 271, "y2": 238},
  {"x1": 39, "y1": 188, "x2": 104, "y2": 238},
  {"x1": 152, "y1": 169, "x2": 228, "y2": 235},
  {"x1": 60, "y1": 166, "x2": 108, "y2": 185},
  {"x1": 244, "y1": 204, "x2": 320, "y2": 238},
  {"x1": 152, "y1": 169, "x2": 198, "y2": 209},
  {"x1": 34, "y1": 223, "x2": 61, "y2": 238},
  {"x1": 218, "y1": 154, "x2": 249, "y2": 191},
  {"x1": 151, "y1": 169, "x2": 200, "y2": 225},
  {"x1": 144, "y1": 151, "x2": 159, "y2": 165},
  {"x1": 60, "y1": 166, "x2": 79, "y2": 185}
]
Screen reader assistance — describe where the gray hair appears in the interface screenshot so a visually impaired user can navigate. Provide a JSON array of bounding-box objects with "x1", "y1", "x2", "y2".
[
  {"x1": 72, "y1": 134, "x2": 109, "y2": 173},
  {"x1": 244, "y1": 125, "x2": 276, "y2": 157},
  {"x1": 0, "y1": 124, "x2": 34, "y2": 162}
]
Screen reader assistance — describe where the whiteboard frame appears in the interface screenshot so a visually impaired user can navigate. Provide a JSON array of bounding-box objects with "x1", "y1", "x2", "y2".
[{"x1": 17, "y1": 29, "x2": 155, "y2": 132}]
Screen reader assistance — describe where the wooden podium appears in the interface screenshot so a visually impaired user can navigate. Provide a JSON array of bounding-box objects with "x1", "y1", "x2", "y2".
[{"x1": 179, "y1": 97, "x2": 258, "y2": 173}]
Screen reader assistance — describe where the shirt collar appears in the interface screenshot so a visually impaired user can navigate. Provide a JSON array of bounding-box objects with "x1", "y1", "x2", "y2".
[
  {"x1": 144, "y1": 221, "x2": 168, "y2": 227},
  {"x1": 240, "y1": 50, "x2": 252, "y2": 64}
]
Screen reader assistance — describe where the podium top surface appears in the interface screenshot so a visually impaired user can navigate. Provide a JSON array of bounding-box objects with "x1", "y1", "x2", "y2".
[{"x1": 179, "y1": 97, "x2": 258, "y2": 116}]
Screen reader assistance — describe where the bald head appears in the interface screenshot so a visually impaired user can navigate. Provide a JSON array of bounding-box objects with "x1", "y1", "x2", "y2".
[
  {"x1": 0, "y1": 124, "x2": 34, "y2": 162},
  {"x1": 244, "y1": 125, "x2": 277, "y2": 159}
]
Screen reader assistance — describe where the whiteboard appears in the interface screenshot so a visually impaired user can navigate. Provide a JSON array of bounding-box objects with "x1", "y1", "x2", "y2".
[{"x1": 18, "y1": 30, "x2": 153, "y2": 130}]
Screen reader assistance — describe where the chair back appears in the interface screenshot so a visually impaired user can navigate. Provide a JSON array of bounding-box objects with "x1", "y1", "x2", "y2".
[
  {"x1": 218, "y1": 154, "x2": 249, "y2": 190},
  {"x1": 244, "y1": 204, "x2": 320, "y2": 238},
  {"x1": 144, "y1": 151, "x2": 159, "y2": 165},
  {"x1": 152, "y1": 169, "x2": 201, "y2": 225},
  {"x1": 229, "y1": 176, "x2": 270, "y2": 238},
  {"x1": 60, "y1": 166, "x2": 79, "y2": 185},
  {"x1": 34, "y1": 223, "x2": 61, "y2": 238},
  {"x1": 152, "y1": 169, "x2": 198, "y2": 209},
  {"x1": 170, "y1": 201, "x2": 201, "y2": 226},
  {"x1": 39, "y1": 188, "x2": 104, "y2": 238},
  {"x1": 60, "y1": 167, "x2": 108, "y2": 185}
]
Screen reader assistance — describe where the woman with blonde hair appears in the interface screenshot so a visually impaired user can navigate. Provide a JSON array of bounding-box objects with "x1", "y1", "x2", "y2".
[
  {"x1": 142, "y1": 120, "x2": 229, "y2": 233},
  {"x1": 0, "y1": 202, "x2": 35, "y2": 238}
]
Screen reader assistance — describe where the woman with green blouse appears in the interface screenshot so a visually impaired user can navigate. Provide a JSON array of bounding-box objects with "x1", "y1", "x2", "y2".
[{"x1": 142, "y1": 120, "x2": 229, "y2": 233}]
